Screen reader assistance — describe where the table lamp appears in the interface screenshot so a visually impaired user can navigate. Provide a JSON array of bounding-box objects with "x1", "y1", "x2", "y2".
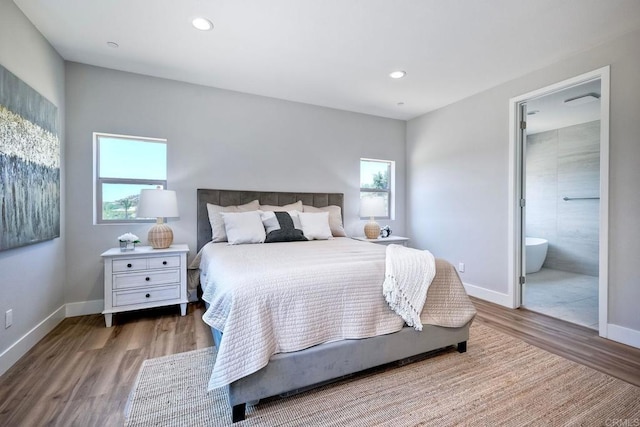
[
  {"x1": 360, "y1": 197, "x2": 386, "y2": 239},
  {"x1": 137, "y1": 188, "x2": 179, "y2": 249}
]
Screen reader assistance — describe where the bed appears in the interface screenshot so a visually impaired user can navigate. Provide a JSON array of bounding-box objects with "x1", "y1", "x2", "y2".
[{"x1": 195, "y1": 189, "x2": 476, "y2": 423}]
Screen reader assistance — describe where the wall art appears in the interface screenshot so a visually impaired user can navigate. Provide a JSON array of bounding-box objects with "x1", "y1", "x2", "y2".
[{"x1": 0, "y1": 64, "x2": 60, "y2": 251}]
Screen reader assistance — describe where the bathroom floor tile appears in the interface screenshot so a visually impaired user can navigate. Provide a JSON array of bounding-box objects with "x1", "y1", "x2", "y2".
[{"x1": 523, "y1": 268, "x2": 598, "y2": 330}]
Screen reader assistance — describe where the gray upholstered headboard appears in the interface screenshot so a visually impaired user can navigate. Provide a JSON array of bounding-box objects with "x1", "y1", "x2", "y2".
[{"x1": 197, "y1": 189, "x2": 344, "y2": 251}]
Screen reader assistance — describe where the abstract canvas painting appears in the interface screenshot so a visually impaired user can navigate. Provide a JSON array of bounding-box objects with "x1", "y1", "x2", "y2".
[{"x1": 0, "y1": 64, "x2": 60, "y2": 251}]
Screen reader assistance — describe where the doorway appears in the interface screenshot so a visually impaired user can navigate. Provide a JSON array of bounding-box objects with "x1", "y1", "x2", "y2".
[
  {"x1": 522, "y1": 80, "x2": 601, "y2": 329},
  {"x1": 508, "y1": 67, "x2": 610, "y2": 337}
]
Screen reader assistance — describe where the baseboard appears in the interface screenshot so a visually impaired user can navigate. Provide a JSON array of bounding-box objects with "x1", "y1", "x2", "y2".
[
  {"x1": 607, "y1": 323, "x2": 640, "y2": 349},
  {"x1": 0, "y1": 305, "x2": 66, "y2": 377},
  {"x1": 463, "y1": 282, "x2": 513, "y2": 308},
  {"x1": 65, "y1": 299, "x2": 104, "y2": 317}
]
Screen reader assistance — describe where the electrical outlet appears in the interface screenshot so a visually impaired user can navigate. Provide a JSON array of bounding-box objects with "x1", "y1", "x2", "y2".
[
  {"x1": 458, "y1": 262, "x2": 465, "y2": 273},
  {"x1": 5, "y1": 309, "x2": 12, "y2": 329}
]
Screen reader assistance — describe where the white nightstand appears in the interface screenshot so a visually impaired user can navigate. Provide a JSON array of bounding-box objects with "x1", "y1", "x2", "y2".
[
  {"x1": 100, "y1": 244, "x2": 189, "y2": 327},
  {"x1": 352, "y1": 236, "x2": 410, "y2": 246}
]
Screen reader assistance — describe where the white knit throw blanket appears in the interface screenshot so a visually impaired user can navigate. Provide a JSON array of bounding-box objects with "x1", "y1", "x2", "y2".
[{"x1": 383, "y1": 244, "x2": 436, "y2": 331}]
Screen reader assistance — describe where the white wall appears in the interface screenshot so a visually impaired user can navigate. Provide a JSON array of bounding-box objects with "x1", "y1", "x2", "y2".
[
  {"x1": 407, "y1": 29, "x2": 640, "y2": 342},
  {"x1": 64, "y1": 62, "x2": 406, "y2": 306},
  {"x1": 0, "y1": 0, "x2": 66, "y2": 375}
]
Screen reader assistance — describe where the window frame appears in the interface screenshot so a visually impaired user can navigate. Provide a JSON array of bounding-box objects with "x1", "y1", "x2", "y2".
[
  {"x1": 94, "y1": 132, "x2": 168, "y2": 224},
  {"x1": 359, "y1": 158, "x2": 394, "y2": 220}
]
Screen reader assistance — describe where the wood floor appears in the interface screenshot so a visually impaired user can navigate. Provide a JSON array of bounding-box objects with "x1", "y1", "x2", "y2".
[
  {"x1": 1, "y1": 299, "x2": 639, "y2": 426},
  {"x1": 473, "y1": 298, "x2": 640, "y2": 387},
  {"x1": 0, "y1": 303, "x2": 214, "y2": 427}
]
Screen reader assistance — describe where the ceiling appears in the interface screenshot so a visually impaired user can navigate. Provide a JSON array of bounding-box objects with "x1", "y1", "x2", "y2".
[
  {"x1": 14, "y1": 0, "x2": 640, "y2": 120},
  {"x1": 526, "y1": 79, "x2": 601, "y2": 135}
]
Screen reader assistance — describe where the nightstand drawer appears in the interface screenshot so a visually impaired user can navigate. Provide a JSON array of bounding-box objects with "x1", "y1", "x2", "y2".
[
  {"x1": 113, "y1": 285, "x2": 181, "y2": 307},
  {"x1": 148, "y1": 255, "x2": 180, "y2": 269},
  {"x1": 112, "y1": 258, "x2": 148, "y2": 272},
  {"x1": 113, "y1": 269, "x2": 180, "y2": 289}
]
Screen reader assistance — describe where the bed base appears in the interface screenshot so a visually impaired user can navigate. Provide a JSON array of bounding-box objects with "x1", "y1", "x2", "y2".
[{"x1": 211, "y1": 322, "x2": 471, "y2": 423}]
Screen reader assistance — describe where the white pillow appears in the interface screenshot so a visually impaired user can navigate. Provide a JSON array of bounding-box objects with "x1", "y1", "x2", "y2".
[
  {"x1": 220, "y1": 211, "x2": 266, "y2": 245},
  {"x1": 260, "y1": 210, "x2": 280, "y2": 234},
  {"x1": 302, "y1": 205, "x2": 347, "y2": 237},
  {"x1": 288, "y1": 210, "x2": 303, "y2": 230},
  {"x1": 207, "y1": 200, "x2": 259, "y2": 242},
  {"x1": 259, "y1": 201, "x2": 303, "y2": 212},
  {"x1": 298, "y1": 211, "x2": 333, "y2": 240},
  {"x1": 262, "y1": 210, "x2": 303, "y2": 232}
]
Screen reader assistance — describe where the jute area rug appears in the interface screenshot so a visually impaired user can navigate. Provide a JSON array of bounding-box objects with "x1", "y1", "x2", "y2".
[{"x1": 125, "y1": 323, "x2": 640, "y2": 426}]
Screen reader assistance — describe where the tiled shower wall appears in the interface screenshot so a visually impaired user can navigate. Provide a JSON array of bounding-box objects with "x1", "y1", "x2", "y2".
[{"x1": 526, "y1": 120, "x2": 600, "y2": 276}]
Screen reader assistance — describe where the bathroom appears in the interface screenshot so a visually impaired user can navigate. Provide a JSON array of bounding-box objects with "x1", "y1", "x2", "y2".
[{"x1": 523, "y1": 79, "x2": 600, "y2": 329}]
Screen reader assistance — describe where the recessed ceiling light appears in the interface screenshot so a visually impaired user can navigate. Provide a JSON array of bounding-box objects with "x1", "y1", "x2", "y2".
[
  {"x1": 192, "y1": 17, "x2": 213, "y2": 31},
  {"x1": 397, "y1": 102, "x2": 405, "y2": 106},
  {"x1": 389, "y1": 71, "x2": 406, "y2": 79},
  {"x1": 107, "y1": 41, "x2": 119, "y2": 48}
]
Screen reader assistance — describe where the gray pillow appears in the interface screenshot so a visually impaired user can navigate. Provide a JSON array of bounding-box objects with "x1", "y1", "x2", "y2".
[{"x1": 265, "y1": 212, "x2": 307, "y2": 243}]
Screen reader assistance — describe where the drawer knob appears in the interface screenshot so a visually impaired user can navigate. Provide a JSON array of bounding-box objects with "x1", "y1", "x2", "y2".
[
  {"x1": 162, "y1": 261, "x2": 167, "y2": 265},
  {"x1": 127, "y1": 263, "x2": 132, "y2": 268},
  {"x1": 145, "y1": 293, "x2": 150, "y2": 298},
  {"x1": 145, "y1": 277, "x2": 150, "y2": 281}
]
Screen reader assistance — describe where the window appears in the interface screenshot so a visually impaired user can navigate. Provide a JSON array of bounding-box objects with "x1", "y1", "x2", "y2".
[
  {"x1": 360, "y1": 158, "x2": 394, "y2": 219},
  {"x1": 94, "y1": 133, "x2": 167, "y2": 224}
]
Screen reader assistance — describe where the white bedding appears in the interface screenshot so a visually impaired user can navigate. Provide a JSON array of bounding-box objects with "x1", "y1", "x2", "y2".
[{"x1": 198, "y1": 237, "x2": 475, "y2": 390}]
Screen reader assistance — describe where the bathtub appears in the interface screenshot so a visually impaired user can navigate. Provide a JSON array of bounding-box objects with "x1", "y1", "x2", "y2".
[{"x1": 525, "y1": 237, "x2": 548, "y2": 274}]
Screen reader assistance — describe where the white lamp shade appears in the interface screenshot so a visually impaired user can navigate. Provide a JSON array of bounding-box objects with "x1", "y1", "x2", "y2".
[
  {"x1": 360, "y1": 196, "x2": 386, "y2": 218},
  {"x1": 137, "y1": 189, "x2": 179, "y2": 218}
]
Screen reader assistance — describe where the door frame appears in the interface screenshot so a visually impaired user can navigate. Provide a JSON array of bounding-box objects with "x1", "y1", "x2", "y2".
[{"x1": 507, "y1": 66, "x2": 610, "y2": 338}]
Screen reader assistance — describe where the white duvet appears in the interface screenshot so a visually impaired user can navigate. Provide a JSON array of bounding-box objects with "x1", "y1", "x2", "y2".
[
  {"x1": 199, "y1": 238, "x2": 411, "y2": 390},
  {"x1": 198, "y1": 237, "x2": 476, "y2": 390}
]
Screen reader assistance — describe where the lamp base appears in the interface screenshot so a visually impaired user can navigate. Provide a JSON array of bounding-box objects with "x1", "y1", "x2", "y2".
[
  {"x1": 364, "y1": 220, "x2": 381, "y2": 239},
  {"x1": 147, "y1": 223, "x2": 174, "y2": 249}
]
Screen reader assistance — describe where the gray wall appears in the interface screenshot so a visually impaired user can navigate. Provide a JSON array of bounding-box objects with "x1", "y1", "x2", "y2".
[
  {"x1": 526, "y1": 121, "x2": 600, "y2": 276},
  {"x1": 407, "y1": 28, "x2": 640, "y2": 332},
  {"x1": 64, "y1": 63, "x2": 406, "y2": 305},
  {"x1": 0, "y1": 0, "x2": 66, "y2": 370}
]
